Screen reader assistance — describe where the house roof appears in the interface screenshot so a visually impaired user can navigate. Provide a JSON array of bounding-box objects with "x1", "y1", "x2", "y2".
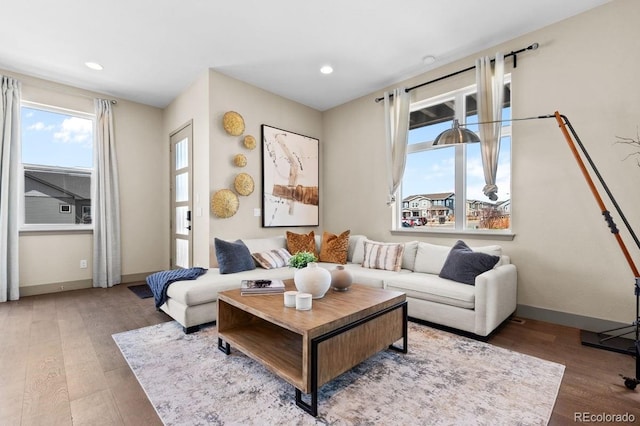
[
  {"x1": 403, "y1": 192, "x2": 454, "y2": 202},
  {"x1": 25, "y1": 166, "x2": 91, "y2": 200}
]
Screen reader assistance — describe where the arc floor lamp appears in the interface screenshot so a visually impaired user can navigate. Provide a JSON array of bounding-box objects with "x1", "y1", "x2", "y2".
[{"x1": 434, "y1": 111, "x2": 640, "y2": 390}]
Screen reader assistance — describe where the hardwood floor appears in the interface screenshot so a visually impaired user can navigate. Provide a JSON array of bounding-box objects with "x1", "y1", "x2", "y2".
[{"x1": 1, "y1": 284, "x2": 638, "y2": 425}]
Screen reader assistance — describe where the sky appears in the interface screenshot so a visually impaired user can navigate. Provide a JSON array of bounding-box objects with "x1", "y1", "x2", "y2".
[
  {"x1": 401, "y1": 110, "x2": 512, "y2": 203},
  {"x1": 21, "y1": 106, "x2": 93, "y2": 169}
]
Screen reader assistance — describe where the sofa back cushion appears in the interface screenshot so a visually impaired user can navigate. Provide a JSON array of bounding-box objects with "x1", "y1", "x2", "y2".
[
  {"x1": 413, "y1": 242, "x2": 452, "y2": 274},
  {"x1": 402, "y1": 241, "x2": 419, "y2": 271},
  {"x1": 242, "y1": 236, "x2": 287, "y2": 254},
  {"x1": 414, "y1": 241, "x2": 503, "y2": 274}
]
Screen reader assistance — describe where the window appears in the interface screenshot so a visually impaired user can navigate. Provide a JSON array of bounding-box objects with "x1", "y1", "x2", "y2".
[
  {"x1": 400, "y1": 79, "x2": 511, "y2": 232},
  {"x1": 21, "y1": 102, "x2": 94, "y2": 228}
]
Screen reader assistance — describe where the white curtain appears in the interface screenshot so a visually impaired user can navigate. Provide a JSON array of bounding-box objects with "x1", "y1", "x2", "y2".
[
  {"x1": 93, "y1": 99, "x2": 121, "y2": 288},
  {"x1": 383, "y1": 87, "x2": 410, "y2": 204},
  {"x1": 0, "y1": 76, "x2": 21, "y2": 302},
  {"x1": 476, "y1": 53, "x2": 505, "y2": 201}
]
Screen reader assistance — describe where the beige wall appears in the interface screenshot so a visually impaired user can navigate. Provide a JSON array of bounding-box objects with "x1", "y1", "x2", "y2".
[
  {"x1": 163, "y1": 70, "x2": 211, "y2": 268},
  {"x1": 6, "y1": 71, "x2": 166, "y2": 292},
  {"x1": 163, "y1": 70, "x2": 322, "y2": 267},
  {"x1": 323, "y1": 0, "x2": 640, "y2": 324},
  {"x1": 206, "y1": 71, "x2": 323, "y2": 264}
]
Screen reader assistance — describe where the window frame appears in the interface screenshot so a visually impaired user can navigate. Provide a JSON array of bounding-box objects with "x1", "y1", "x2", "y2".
[
  {"x1": 20, "y1": 101, "x2": 95, "y2": 233},
  {"x1": 394, "y1": 77, "x2": 514, "y2": 238}
]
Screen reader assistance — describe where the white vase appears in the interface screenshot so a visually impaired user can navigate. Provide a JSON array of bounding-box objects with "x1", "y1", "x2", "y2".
[
  {"x1": 331, "y1": 265, "x2": 353, "y2": 291},
  {"x1": 294, "y1": 262, "x2": 331, "y2": 299}
]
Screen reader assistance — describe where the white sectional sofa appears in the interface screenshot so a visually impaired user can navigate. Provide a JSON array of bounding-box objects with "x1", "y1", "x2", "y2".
[{"x1": 159, "y1": 234, "x2": 517, "y2": 339}]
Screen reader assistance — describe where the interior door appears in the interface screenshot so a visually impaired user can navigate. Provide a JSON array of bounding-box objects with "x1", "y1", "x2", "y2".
[{"x1": 170, "y1": 122, "x2": 193, "y2": 269}]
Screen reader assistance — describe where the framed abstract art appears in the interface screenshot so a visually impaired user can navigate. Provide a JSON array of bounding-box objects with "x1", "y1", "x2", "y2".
[{"x1": 261, "y1": 125, "x2": 319, "y2": 227}]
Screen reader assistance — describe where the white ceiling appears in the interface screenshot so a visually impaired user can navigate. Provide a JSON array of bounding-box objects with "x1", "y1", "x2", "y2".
[{"x1": 0, "y1": 0, "x2": 609, "y2": 111}]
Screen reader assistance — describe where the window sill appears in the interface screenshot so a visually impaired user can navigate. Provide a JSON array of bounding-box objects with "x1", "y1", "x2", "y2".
[
  {"x1": 391, "y1": 228, "x2": 515, "y2": 241},
  {"x1": 20, "y1": 225, "x2": 93, "y2": 235}
]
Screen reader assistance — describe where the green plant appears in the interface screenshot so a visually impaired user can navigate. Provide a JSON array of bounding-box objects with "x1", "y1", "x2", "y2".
[{"x1": 288, "y1": 251, "x2": 317, "y2": 269}]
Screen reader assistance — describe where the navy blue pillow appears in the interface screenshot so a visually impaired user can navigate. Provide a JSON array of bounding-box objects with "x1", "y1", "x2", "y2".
[
  {"x1": 214, "y1": 238, "x2": 256, "y2": 274},
  {"x1": 439, "y1": 240, "x2": 500, "y2": 285}
]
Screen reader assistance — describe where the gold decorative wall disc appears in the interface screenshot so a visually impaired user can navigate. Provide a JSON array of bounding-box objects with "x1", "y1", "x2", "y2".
[
  {"x1": 243, "y1": 135, "x2": 257, "y2": 150},
  {"x1": 211, "y1": 189, "x2": 239, "y2": 218},
  {"x1": 234, "y1": 173, "x2": 255, "y2": 196},
  {"x1": 233, "y1": 153, "x2": 247, "y2": 167},
  {"x1": 222, "y1": 111, "x2": 245, "y2": 136}
]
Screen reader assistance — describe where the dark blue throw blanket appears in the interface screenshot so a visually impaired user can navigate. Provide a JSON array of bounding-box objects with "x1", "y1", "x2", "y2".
[{"x1": 146, "y1": 267, "x2": 208, "y2": 308}]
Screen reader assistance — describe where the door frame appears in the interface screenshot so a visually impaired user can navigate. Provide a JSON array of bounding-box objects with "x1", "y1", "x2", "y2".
[{"x1": 169, "y1": 120, "x2": 194, "y2": 269}]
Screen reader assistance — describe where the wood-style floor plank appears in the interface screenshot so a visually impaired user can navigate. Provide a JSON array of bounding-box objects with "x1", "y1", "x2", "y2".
[{"x1": 1, "y1": 284, "x2": 639, "y2": 425}]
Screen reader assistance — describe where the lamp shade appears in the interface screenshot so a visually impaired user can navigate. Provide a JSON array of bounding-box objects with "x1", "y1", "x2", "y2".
[{"x1": 432, "y1": 119, "x2": 480, "y2": 147}]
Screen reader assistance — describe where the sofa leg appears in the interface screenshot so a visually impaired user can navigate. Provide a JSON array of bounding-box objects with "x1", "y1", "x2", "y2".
[{"x1": 183, "y1": 325, "x2": 199, "y2": 334}]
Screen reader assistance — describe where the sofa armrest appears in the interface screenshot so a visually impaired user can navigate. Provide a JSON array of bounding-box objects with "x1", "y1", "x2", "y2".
[{"x1": 473, "y1": 264, "x2": 517, "y2": 336}]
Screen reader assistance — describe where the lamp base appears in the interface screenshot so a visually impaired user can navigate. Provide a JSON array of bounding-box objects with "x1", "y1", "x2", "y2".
[{"x1": 580, "y1": 329, "x2": 635, "y2": 356}]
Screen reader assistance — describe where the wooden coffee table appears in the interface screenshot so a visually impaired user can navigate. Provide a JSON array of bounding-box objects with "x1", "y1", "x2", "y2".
[{"x1": 217, "y1": 280, "x2": 407, "y2": 416}]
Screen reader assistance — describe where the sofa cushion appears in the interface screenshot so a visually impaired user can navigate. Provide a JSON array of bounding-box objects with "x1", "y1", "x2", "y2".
[
  {"x1": 413, "y1": 242, "x2": 452, "y2": 274},
  {"x1": 347, "y1": 235, "x2": 367, "y2": 263},
  {"x1": 439, "y1": 240, "x2": 500, "y2": 285},
  {"x1": 166, "y1": 268, "x2": 296, "y2": 306},
  {"x1": 361, "y1": 240, "x2": 405, "y2": 272},
  {"x1": 319, "y1": 230, "x2": 350, "y2": 264},
  {"x1": 252, "y1": 248, "x2": 291, "y2": 269},
  {"x1": 242, "y1": 236, "x2": 287, "y2": 254},
  {"x1": 342, "y1": 263, "x2": 412, "y2": 288},
  {"x1": 384, "y1": 273, "x2": 476, "y2": 309},
  {"x1": 351, "y1": 236, "x2": 366, "y2": 264},
  {"x1": 402, "y1": 241, "x2": 419, "y2": 271},
  {"x1": 214, "y1": 238, "x2": 256, "y2": 274},
  {"x1": 286, "y1": 231, "x2": 317, "y2": 256}
]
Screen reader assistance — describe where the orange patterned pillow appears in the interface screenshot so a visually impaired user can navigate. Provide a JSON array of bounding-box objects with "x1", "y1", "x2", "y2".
[
  {"x1": 319, "y1": 230, "x2": 350, "y2": 264},
  {"x1": 286, "y1": 231, "x2": 316, "y2": 256}
]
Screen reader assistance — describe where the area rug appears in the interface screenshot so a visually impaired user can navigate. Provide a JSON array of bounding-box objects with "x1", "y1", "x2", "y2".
[
  {"x1": 113, "y1": 321, "x2": 564, "y2": 425},
  {"x1": 127, "y1": 283, "x2": 153, "y2": 299}
]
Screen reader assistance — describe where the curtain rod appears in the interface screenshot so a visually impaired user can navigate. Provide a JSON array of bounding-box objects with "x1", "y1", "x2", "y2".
[
  {"x1": 374, "y1": 42, "x2": 539, "y2": 103},
  {"x1": 8, "y1": 74, "x2": 118, "y2": 105}
]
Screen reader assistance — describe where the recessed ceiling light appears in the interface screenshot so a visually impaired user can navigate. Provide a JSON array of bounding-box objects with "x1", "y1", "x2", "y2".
[
  {"x1": 320, "y1": 65, "x2": 334, "y2": 75},
  {"x1": 422, "y1": 55, "x2": 436, "y2": 65},
  {"x1": 85, "y1": 62, "x2": 104, "y2": 71}
]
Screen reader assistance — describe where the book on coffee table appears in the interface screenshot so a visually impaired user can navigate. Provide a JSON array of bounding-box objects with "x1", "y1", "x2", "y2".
[{"x1": 241, "y1": 279, "x2": 285, "y2": 295}]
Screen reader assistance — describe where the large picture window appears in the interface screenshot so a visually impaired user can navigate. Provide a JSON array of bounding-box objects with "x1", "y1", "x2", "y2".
[
  {"x1": 21, "y1": 102, "x2": 94, "y2": 228},
  {"x1": 400, "y1": 79, "x2": 511, "y2": 232}
]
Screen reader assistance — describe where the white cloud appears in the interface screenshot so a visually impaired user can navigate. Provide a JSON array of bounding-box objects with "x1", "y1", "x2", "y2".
[
  {"x1": 28, "y1": 122, "x2": 54, "y2": 131},
  {"x1": 53, "y1": 117, "x2": 93, "y2": 146}
]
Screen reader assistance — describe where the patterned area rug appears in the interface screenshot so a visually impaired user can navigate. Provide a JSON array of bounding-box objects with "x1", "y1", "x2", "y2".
[{"x1": 113, "y1": 321, "x2": 564, "y2": 425}]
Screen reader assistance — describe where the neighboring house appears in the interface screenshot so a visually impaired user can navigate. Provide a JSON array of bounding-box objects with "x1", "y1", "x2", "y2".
[
  {"x1": 402, "y1": 193, "x2": 455, "y2": 223},
  {"x1": 404, "y1": 194, "x2": 511, "y2": 225},
  {"x1": 497, "y1": 199, "x2": 511, "y2": 215},
  {"x1": 24, "y1": 164, "x2": 92, "y2": 224}
]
